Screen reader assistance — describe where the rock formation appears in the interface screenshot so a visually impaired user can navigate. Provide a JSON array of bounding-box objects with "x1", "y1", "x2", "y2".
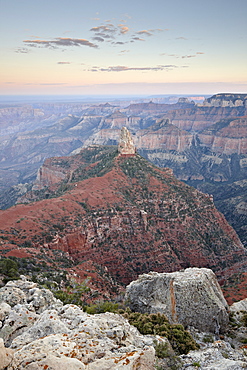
[
  {"x1": 0, "y1": 274, "x2": 247, "y2": 369},
  {"x1": 202, "y1": 93, "x2": 247, "y2": 108},
  {"x1": 0, "y1": 277, "x2": 159, "y2": 369},
  {"x1": 125, "y1": 268, "x2": 229, "y2": 333},
  {"x1": 1, "y1": 145, "x2": 246, "y2": 302},
  {"x1": 118, "y1": 126, "x2": 136, "y2": 155}
]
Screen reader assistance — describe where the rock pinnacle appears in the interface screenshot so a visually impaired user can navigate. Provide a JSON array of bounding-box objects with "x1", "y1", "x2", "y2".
[{"x1": 118, "y1": 127, "x2": 136, "y2": 155}]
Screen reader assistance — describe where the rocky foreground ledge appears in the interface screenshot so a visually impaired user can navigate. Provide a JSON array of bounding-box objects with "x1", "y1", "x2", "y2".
[{"x1": 0, "y1": 268, "x2": 247, "y2": 369}]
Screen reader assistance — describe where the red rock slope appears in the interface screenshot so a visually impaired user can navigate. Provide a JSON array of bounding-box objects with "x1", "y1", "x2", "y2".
[{"x1": 0, "y1": 144, "x2": 246, "y2": 294}]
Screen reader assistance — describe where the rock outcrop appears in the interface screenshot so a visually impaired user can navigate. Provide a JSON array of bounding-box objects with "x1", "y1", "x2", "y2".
[
  {"x1": 202, "y1": 93, "x2": 247, "y2": 108},
  {"x1": 180, "y1": 340, "x2": 247, "y2": 369},
  {"x1": 1, "y1": 146, "x2": 246, "y2": 301},
  {"x1": 125, "y1": 268, "x2": 229, "y2": 333},
  {"x1": 0, "y1": 277, "x2": 160, "y2": 370},
  {"x1": 118, "y1": 126, "x2": 136, "y2": 155},
  {"x1": 0, "y1": 275, "x2": 247, "y2": 369}
]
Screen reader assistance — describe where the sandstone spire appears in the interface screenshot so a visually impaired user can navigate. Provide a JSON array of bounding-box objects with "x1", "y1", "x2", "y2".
[{"x1": 118, "y1": 127, "x2": 136, "y2": 155}]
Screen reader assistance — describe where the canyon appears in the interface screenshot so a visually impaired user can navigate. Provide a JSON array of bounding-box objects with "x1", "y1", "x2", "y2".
[
  {"x1": 0, "y1": 93, "x2": 247, "y2": 302},
  {"x1": 0, "y1": 136, "x2": 246, "y2": 302}
]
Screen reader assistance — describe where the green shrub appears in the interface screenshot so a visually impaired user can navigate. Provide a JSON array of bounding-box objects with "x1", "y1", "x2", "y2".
[
  {"x1": 122, "y1": 311, "x2": 198, "y2": 355},
  {"x1": 154, "y1": 341, "x2": 170, "y2": 358},
  {"x1": 0, "y1": 258, "x2": 20, "y2": 282},
  {"x1": 54, "y1": 289, "x2": 84, "y2": 307},
  {"x1": 168, "y1": 324, "x2": 199, "y2": 355},
  {"x1": 202, "y1": 334, "x2": 214, "y2": 343},
  {"x1": 84, "y1": 301, "x2": 119, "y2": 314}
]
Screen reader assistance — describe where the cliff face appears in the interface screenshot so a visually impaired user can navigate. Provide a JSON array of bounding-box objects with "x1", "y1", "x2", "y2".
[
  {"x1": 162, "y1": 106, "x2": 247, "y2": 131},
  {"x1": 135, "y1": 120, "x2": 193, "y2": 152},
  {"x1": 202, "y1": 93, "x2": 247, "y2": 108},
  {"x1": 198, "y1": 116, "x2": 247, "y2": 155},
  {"x1": 0, "y1": 146, "x2": 246, "y2": 294}
]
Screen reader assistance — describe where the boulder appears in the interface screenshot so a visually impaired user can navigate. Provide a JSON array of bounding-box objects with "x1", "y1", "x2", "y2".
[{"x1": 125, "y1": 267, "x2": 229, "y2": 333}]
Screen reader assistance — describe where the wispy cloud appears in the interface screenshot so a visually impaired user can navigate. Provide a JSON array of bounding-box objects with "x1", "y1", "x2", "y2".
[
  {"x1": 161, "y1": 51, "x2": 205, "y2": 59},
  {"x1": 181, "y1": 55, "x2": 196, "y2": 59},
  {"x1": 57, "y1": 61, "x2": 72, "y2": 64},
  {"x1": 89, "y1": 64, "x2": 178, "y2": 72},
  {"x1": 131, "y1": 37, "x2": 145, "y2": 42},
  {"x1": 23, "y1": 37, "x2": 98, "y2": 49},
  {"x1": 15, "y1": 47, "x2": 30, "y2": 53},
  {"x1": 119, "y1": 50, "x2": 130, "y2": 54},
  {"x1": 136, "y1": 30, "x2": 153, "y2": 36},
  {"x1": 118, "y1": 24, "x2": 129, "y2": 34},
  {"x1": 92, "y1": 36, "x2": 105, "y2": 42},
  {"x1": 90, "y1": 24, "x2": 117, "y2": 40}
]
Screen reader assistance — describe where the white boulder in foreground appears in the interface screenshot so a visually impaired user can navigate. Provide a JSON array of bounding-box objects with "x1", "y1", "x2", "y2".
[{"x1": 125, "y1": 267, "x2": 229, "y2": 333}]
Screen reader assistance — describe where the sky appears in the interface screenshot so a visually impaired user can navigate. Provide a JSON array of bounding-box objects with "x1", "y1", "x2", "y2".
[{"x1": 1, "y1": 0, "x2": 247, "y2": 96}]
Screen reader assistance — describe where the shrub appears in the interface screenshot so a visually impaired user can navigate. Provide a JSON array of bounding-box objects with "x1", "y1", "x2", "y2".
[
  {"x1": 154, "y1": 341, "x2": 170, "y2": 358},
  {"x1": 202, "y1": 334, "x2": 214, "y2": 343},
  {"x1": 0, "y1": 258, "x2": 20, "y2": 282},
  {"x1": 54, "y1": 289, "x2": 84, "y2": 307},
  {"x1": 122, "y1": 311, "x2": 198, "y2": 355},
  {"x1": 84, "y1": 301, "x2": 119, "y2": 314}
]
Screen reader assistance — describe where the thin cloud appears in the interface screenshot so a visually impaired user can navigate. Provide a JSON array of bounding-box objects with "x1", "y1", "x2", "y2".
[
  {"x1": 89, "y1": 64, "x2": 178, "y2": 72},
  {"x1": 90, "y1": 24, "x2": 117, "y2": 39},
  {"x1": 160, "y1": 53, "x2": 179, "y2": 58},
  {"x1": 15, "y1": 47, "x2": 30, "y2": 53},
  {"x1": 131, "y1": 37, "x2": 145, "y2": 42},
  {"x1": 136, "y1": 30, "x2": 153, "y2": 36},
  {"x1": 118, "y1": 24, "x2": 129, "y2": 34},
  {"x1": 92, "y1": 36, "x2": 105, "y2": 42},
  {"x1": 176, "y1": 36, "x2": 187, "y2": 40},
  {"x1": 57, "y1": 61, "x2": 71, "y2": 64},
  {"x1": 24, "y1": 37, "x2": 98, "y2": 49},
  {"x1": 112, "y1": 41, "x2": 126, "y2": 45},
  {"x1": 181, "y1": 55, "x2": 196, "y2": 59}
]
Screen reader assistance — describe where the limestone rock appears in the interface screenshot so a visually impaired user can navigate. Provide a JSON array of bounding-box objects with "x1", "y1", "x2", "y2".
[
  {"x1": 0, "y1": 338, "x2": 14, "y2": 369},
  {"x1": 0, "y1": 280, "x2": 157, "y2": 370},
  {"x1": 180, "y1": 340, "x2": 247, "y2": 369},
  {"x1": 118, "y1": 126, "x2": 136, "y2": 155},
  {"x1": 0, "y1": 286, "x2": 26, "y2": 307},
  {"x1": 0, "y1": 277, "x2": 63, "y2": 313},
  {"x1": 125, "y1": 267, "x2": 229, "y2": 333},
  {"x1": 11, "y1": 309, "x2": 70, "y2": 349},
  {"x1": 10, "y1": 309, "x2": 156, "y2": 370},
  {"x1": 230, "y1": 298, "x2": 247, "y2": 313},
  {"x1": 0, "y1": 304, "x2": 38, "y2": 345}
]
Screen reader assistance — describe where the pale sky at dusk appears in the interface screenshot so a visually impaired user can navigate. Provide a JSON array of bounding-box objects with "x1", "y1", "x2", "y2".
[{"x1": 1, "y1": 0, "x2": 247, "y2": 96}]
